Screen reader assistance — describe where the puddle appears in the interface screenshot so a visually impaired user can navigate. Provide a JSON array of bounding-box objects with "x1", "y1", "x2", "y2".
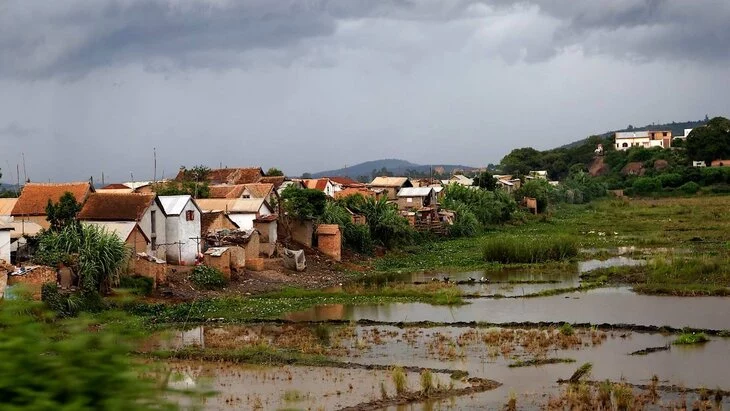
[
  {"x1": 285, "y1": 287, "x2": 730, "y2": 330},
  {"x1": 578, "y1": 257, "x2": 645, "y2": 273}
]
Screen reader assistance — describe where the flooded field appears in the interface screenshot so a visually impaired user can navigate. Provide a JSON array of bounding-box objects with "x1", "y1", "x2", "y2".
[
  {"x1": 286, "y1": 287, "x2": 730, "y2": 330},
  {"x1": 156, "y1": 322, "x2": 730, "y2": 410}
]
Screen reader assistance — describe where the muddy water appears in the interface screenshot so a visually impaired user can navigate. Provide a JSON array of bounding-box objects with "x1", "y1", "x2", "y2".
[
  {"x1": 410, "y1": 257, "x2": 643, "y2": 297},
  {"x1": 166, "y1": 360, "x2": 461, "y2": 410},
  {"x1": 286, "y1": 287, "x2": 730, "y2": 330}
]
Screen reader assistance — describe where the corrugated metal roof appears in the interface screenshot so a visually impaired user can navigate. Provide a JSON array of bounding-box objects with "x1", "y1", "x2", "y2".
[
  {"x1": 370, "y1": 177, "x2": 410, "y2": 187},
  {"x1": 397, "y1": 187, "x2": 434, "y2": 197},
  {"x1": 196, "y1": 198, "x2": 269, "y2": 214},
  {"x1": 0, "y1": 198, "x2": 18, "y2": 215},
  {"x1": 158, "y1": 195, "x2": 193, "y2": 216}
]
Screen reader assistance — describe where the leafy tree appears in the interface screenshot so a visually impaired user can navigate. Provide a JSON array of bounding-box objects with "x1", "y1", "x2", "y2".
[
  {"x1": 472, "y1": 171, "x2": 497, "y2": 190},
  {"x1": 301, "y1": 172, "x2": 313, "y2": 179},
  {"x1": 443, "y1": 183, "x2": 516, "y2": 226},
  {"x1": 632, "y1": 177, "x2": 662, "y2": 195},
  {"x1": 320, "y1": 201, "x2": 372, "y2": 253},
  {"x1": 154, "y1": 181, "x2": 209, "y2": 198},
  {"x1": 280, "y1": 186, "x2": 327, "y2": 220},
  {"x1": 500, "y1": 147, "x2": 542, "y2": 176},
  {"x1": 686, "y1": 116, "x2": 730, "y2": 163},
  {"x1": 266, "y1": 167, "x2": 284, "y2": 176},
  {"x1": 46, "y1": 192, "x2": 82, "y2": 232},
  {"x1": 515, "y1": 179, "x2": 552, "y2": 213},
  {"x1": 178, "y1": 165, "x2": 211, "y2": 182},
  {"x1": 345, "y1": 196, "x2": 414, "y2": 248}
]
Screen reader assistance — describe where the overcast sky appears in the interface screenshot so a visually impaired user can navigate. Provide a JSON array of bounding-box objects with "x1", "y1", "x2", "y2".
[{"x1": 1, "y1": 0, "x2": 729, "y2": 183}]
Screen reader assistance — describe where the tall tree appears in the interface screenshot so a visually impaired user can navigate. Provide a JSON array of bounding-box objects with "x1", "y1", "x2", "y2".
[
  {"x1": 686, "y1": 117, "x2": 730, "y2": 163},
  {"x1": 46, "y1": 192, "x2": 82, "y2": 232},
  {"x1": 266, "y1": 167, "x2": 284, "y2": 176}
]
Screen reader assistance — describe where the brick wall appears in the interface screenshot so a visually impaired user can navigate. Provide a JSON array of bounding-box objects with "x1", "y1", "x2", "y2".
[{"x1": 316, "y1": 224, "x2": 341, "y2": 262}]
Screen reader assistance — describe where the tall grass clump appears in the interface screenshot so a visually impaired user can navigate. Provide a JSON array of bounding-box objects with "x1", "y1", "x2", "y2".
[
  {"x1": 482, "y1": 236, "x2": 578, "y2": 263},
  {"x1": 673, "y1": 332, "x2": 709, "y2": 345},
  {"x1": 391, "y1": 366, "x2": 408, "y2": 395},
  {"x1": 419, "y1": 369, "x2": 434, "y2": 395}
]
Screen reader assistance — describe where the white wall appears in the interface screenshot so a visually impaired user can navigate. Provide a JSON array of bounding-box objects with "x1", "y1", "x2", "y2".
[
  {"x1": 138, "y1": 201, "x2": 166, "y2": 258},
  {"x1": 164, "y1": 200, "x2": 201, "y2": 265},
  {"x1": 229, "y1": 213, "x2": 256, "y2": 230},
  {"x1": 0, "y1": 230, "x2": 11, "y2": 263}
]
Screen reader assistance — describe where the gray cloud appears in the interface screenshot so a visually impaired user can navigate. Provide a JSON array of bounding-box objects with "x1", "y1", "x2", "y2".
[
  {"x1": 1, "y1": 1, "x2": 728, "y2": 79},
  {"x1": 0, "y1": 122, "x2": 37, "y2": 139}
]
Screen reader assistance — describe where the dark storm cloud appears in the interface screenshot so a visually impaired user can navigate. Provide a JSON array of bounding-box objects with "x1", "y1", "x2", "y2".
[{"x1": 0, "y1": 0, "x2": 728, "y2": 79}]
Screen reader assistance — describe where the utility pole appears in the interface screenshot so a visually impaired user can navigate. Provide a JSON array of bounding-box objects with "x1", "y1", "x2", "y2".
[
  {"x1": 21, "y1": 153, "x2": 27, "y2": 182},
  {"x1": 153, "y1": 147, "x2": 157, "y2": 183},
  {"x1": 101, "y1": 172, "x2": 105, "y2": 186}
]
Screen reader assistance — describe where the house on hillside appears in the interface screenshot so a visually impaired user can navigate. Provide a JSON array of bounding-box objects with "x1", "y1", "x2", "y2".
[
  {"x1": 396, "y1": 187, "x2": 437, "y2": 211},
  {"x1": 196, "y1": 198, "x2": 275, "y2": 230},
  {"x1": 158, "y1": 195, "x2": 202, "y2": 265},
  {"x1": 302, "y1": 178, "x2": 336, "y2": 197},
  {"x1": 369, "y1": 177, "x2": 413, "y2": 200},
  {"x1": 177, "y1": 167, "x2": 265, "y2": 185},
  {"x1": 82, "y1": 221, "x2": 149, "y2": 256},
  {"x1": 12, "y1": 182, "x2": 94, "y2": 230},
  {"x1": 77, "y1": 192, "x2": 165, "y2": 257},
  {"x1": 615, "y1": 130, "x2": 672, "y2": 151}
]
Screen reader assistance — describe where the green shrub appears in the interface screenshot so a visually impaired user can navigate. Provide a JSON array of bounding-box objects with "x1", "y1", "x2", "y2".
[
  {"x1": 118, "y1": 276, "x2": 154, "y2": 296},
  {"x1": 632, "y1": 177, "x2": 662, "y2": 195},
  {"x1": 482, "y1": 236, "x2": 578, "y2": 263},
  {"x1": 515, "y1": 180, "x2": 551, "y2": 212},
  {"x1": 41, "y1": 282, "x2": 106, "y2": 317},
  {"x1": 189, "y1": 265, "x2": 228, "y2": 289},
  {"x1": 559, "y1": 323, "x2": 575, "y2": 336},
  {"x1": 678, "y1": 181, "x2": 700, "y2": 195},
  {"x1": 673, "y1": 332, "x2": 709, "y2": 345},
  {"x1": 443, "y1": 183, "x2": 516, "y2": 226},
  {"x1": 0, "y1": 299, "x2": 179, "y2": 409}
]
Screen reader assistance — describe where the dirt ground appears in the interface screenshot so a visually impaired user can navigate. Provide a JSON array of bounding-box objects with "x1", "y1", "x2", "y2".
[{"x1": 156, "y1": 247, "x2": 369, "y2": 301}]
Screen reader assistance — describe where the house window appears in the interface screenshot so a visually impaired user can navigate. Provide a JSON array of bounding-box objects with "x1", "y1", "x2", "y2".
[
  {"x1": 186, "y1": 210, "x2": 195, "y2": 221},
  {"x1": 622, "y1": 143, "x2": 628, "y2": 148},
  {"x1": 151, "y1": 210, "x2": 157, "y2": 234},
  {"x1": 407, "y1": 198, "x2": 413, "y2": 203},
  {"x1": 663, "y1": 132, "x2": 668, "y2": 136}
]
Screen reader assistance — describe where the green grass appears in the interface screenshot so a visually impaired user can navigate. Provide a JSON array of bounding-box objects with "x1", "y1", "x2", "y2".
[
  {"x1": 482, "y1": 236, "x2": 578, "y2": 264},
  {"x1": 673, "y1": 332, "x2": 710, "y2": 345}
]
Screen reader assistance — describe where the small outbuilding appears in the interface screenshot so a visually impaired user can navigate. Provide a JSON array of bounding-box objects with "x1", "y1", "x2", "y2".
[{"x1": 158, "y1": 195, "x2": 202, "y2": 265}]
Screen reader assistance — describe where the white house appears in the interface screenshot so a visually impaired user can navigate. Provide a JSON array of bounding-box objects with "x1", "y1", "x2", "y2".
[
  {"x1": 675, "y1": 128, "x2": 694, "y2": 140},
  {"x1": 158, "y1": 195, "x2": 202, "y2": 265},
  {"x1": 0, "y1": 224, "x2": 11, "y2": 263},
  {"x1": 78, "y1": 192, "x2": 166, "y2": 259},
  {"x1": 448, "y1": 175, "x2": 474, "y2": 186},
  {"x1": 196, "y1": 198, "x2": 274, "y2": 230},
  {"x1": 615, "y1": 130, "x2": 672, "y2": 151}
]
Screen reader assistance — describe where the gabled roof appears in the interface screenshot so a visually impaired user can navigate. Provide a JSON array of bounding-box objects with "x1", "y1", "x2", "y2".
[
  {"x1": 302, "y1": 178, "x2": 331, "y2": 191},
  {"x1": 397, "y1": 187, "x2": 434, "y2": 197},
  {"x1": 101, "y1": 183, "x2": 129, "y2": 190},
  {"x1": 258, "y1": 176, "x2": 286, "y2": 188},
  {"x1": 209, "y1": 184, "x2": 246, "y2": 199},
  {"x1": 158, "y1": 195, "x2": 198, "y2": 216},
  {"x1": 0, "y1": 198, "x2": 18, "y2": 216},
  {"x1": 328, "y1": 176, "x2": 362, "y2": 186},
  {"x1": 12, "y1": 182, "x2": 93, "y2": 216},
  {"x1": 334, "y1": 187, "x2": 375, "y2": 200},
  {"x1": 201, "y1": 210, "x2": 240, "y2": 234},
  {"x1": 196, "y1": 198, "x2": 272, "y2": 214},
  {"x1": 243, "y1": 183, "x2": 274, "y2": 198},
  {"x1": 177, "y1": 167, "x2": 264, "y2": 185},
  {"x1": 370, "y1": 177, "x2": 411, "y2": 187},
  {"x1": 82, "y1": 221, "x2": 150, "y2": 243},
  {"x1": 77, "y1": 193, "x2": 156, "y2": 221}
]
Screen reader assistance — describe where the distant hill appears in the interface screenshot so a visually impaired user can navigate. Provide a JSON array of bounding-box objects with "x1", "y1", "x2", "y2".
[
  {"x1": 309, "y1": 159, "x2": 476, "y2": 180},
  {"x1": 557, "y1": 119, "x2": 708, "y2": 149}
]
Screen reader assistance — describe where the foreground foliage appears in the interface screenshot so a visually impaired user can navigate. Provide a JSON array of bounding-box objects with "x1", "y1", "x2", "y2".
[{"x1": 0, "y1": 299, "x2": 177, "y2": 410}]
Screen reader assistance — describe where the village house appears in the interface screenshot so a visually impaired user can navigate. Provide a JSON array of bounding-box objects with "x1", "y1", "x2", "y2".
[
  {"x1": 327, "y1": 176, "x2": 365, "y2": 193},
  {"x1": 208, "y1": 183, "x2": 277, "y2": 205},
  {"x1": 196, "y1": 198, "x2": 275, "y2": 230},
  {"x1": 277, "y1": 180, "x2": 305, "y2": 196},
  {"x1": 369, "y1": 177, "x2": 413, "y2": 200},
  {"x1": 301, "y1": 178, "x2": 337, "y2": 197},
  {"x1": 527, "y1": 170, "x2": 548, "y2": 180},
  {"x1": 396, "y1": 187, "x2": 437, "y2": 210},
  {"x1": 0, "y1": 198, "x2": 17, "y2": 224},
  {"x1": 158, "y1": 195, "x2": 202, "y2": 265},
  {"x1": 253, "y1": 214, "x2": 278, "y2": 257},
  {"x1": 201, "y1": 210, "x2": 239, "y2": 235},
  {"x1": 177, "y1": 167, "x2": 265, "y2": 185},
  {"x1": 208, "y1": 184, "x2": 247, "y2": 199},
  {"x1": 82, "y1": 221, "x2": 150, "y2": 256},
  {"x1": 615, "y1": 130, "x2": 672, "y2": 151},
  {"x1": 334, "y1": 186, "x2": 375, "y2": 200},
  {"x1": 77, "y1": 192, "x2": 166, "y2": 258},
  {"x1": 11, "y1": 182, "x2": 94, "y2": 230},
  {"x1": 493, "y1": 175, "x2": 522, "y2": 193},
  {"x1": 446, "y1": 175, "x2": 474, "y2": 186},
  {"x1": 674, "y1": 128, "x2": 694, "y2": 140},
  {"x1": 711, "y1": 159, "x2": 730, "y2": 167}
]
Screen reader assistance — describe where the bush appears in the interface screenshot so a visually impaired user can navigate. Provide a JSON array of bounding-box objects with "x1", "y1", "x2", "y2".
[
  {"x1": 0, "y1": 299, "x2": 178, "y2": 409},
  {"x1": 280, "y1": 186, "x2": 327, "y2": 220},
  {"x1": 658, "y1": 173, "x2": 684, "y2": 188},
  {"x1": 118, "y1": 275, "x2": 154, "y2": 296},
  {"x1": 443, "y1": 183, "x2": 516, "y2": 226},
  {"x1": 41, "y1": 283, "x2": 106, "y2": 317},
  {"x1": 189, "y1": 265, "x2": 228, "y2": 289},
  {"x1": 679, "y1": 181, "x2": 700, "y2": 195},
  {"x1": 673, "y1": 332, "x2": 709, "y2": 345},
  {"x1": 632, "y1": 177, "x2": 662, "y2": 195},
  {"x1": 515, "y1": 180, "x2": 551, "y2": 212},
  {"x1": 320, "y1": 201, "x2": 373, "y2": 254},
  {"x1": 448, "y1": 202, "x2": 480, "y2": 237},
  {"x1": 482, "y1": 236, "x2": 578, "y2": 263}
]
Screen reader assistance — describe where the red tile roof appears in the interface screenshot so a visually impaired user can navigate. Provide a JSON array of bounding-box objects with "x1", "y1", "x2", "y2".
[
  {"x1": 328, "y1": 176, "x2": 362, "y2": 187},
  {"x1": 12, "y1": 182, "x2": 93, "y2": 216},
  {"x1": 258, "y1": 176, "x2": 286, "y2": 188},
  {"x1": 334, "y1": 187, "x2": 375, "y2": 199},
  {"x1": 101, "y1": 183, "x2": 130, "y2": 189},
  {"x1": 243, "y1": 183, "x2": 274, "y2": 198},
  {"x1": 209, "y1": 184, "x2": 246, "y2": 199},
  {"x1": 77, "y1": 193, "x2": 156, "y2": 221}
]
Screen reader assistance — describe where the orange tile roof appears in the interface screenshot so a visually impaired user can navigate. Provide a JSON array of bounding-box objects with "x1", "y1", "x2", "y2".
[
  {"x1": 334, "y1": 187, "x2": 375, "y2": 199},
  {"x1": 209, "y1": 184, "x2": 246, "y2": 199},
  {"x1": 328, "y1": 176, "x2": 362, "y2": 186},
  {"x1": 101, "y1": 183, "x2": 129, "y2": 189},
  {"x1": 243, "y1": 183, "x2": 274, "y2": 198},
  {"x1": 12, "y1": 182, "x2": 93, "y2": 216},
  {"x1": 258, "y1": 176, "x2": 286, "y2": 188},
  {"x1": 77, "y1": 193, "x2": 156, "y2": 221}
]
